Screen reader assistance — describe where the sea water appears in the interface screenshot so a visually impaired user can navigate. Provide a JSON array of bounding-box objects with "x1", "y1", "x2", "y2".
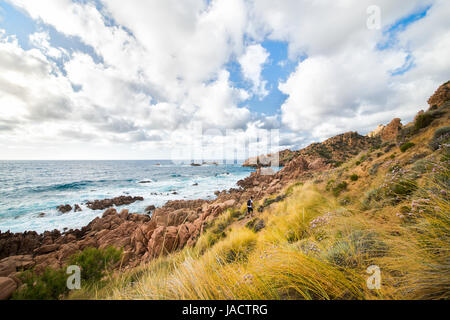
[{"x1": 0, "y1": 160, "x2": 254, "y2": 233}]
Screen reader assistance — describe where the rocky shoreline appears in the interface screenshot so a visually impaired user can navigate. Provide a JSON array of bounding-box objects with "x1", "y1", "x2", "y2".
[
  {"x1": 1, "y1": 81, "x2": 448, "y2": 299},
  {"x1": 0, "y1": 129, "x2": 381, "y2": 282}
]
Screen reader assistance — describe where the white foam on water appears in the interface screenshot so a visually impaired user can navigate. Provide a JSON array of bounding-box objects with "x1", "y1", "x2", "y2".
[{"x1": 0, "y1": 167, "x2": 252, "y2": 233}]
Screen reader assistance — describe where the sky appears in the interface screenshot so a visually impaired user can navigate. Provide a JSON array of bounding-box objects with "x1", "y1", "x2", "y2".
[{"x1": 0, "y1": 0, "x2": 449, "y2": 160}]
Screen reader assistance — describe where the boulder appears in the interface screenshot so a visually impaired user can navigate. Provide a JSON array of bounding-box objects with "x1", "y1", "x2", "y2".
[
  {"x1": 0, "y1": 277, "x2": 17, "y2": 300},
  {"x1": 0, "y1": 255, "x2": 35, "y2": 272},
  {"x1": 34, "y1": 243, "x2": 59, "y2": 255},
  {"x1": 102, "y1": 208, "x2": 118, "y2": 218},
  {"x1": 57, "y1": 204, "x2": 72, "y2": 214},
  {"x1": 0, "y1": 261, "x2": 15, "y2": 277},
  {"x1": 57, "y1": 243, "x2": 79, "y2": 262}
]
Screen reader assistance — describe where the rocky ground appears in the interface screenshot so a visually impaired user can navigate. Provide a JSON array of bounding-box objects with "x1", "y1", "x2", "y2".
[{"x1": 1, "y1": 81, "x2": 448, "y2": 300}]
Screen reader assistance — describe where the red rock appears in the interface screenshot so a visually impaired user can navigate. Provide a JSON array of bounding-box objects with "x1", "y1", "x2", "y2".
[
  {"x1": 102, "y1": 208, "x2": 118, "y2": 218},
  {"x1": 380, "y1": 118, "x2": 402, "y2": 142},
  {"x1": 0, "y1": 262, "x2": 15, "y2": 277},
  {"x1": 57, "y1": 243, "x2": 79, "y2": 262},
  {"x1": 428, "y1": 81, "x2": 450, "y2": 107},
  {"x1": 0, "y1": 277, "x2": 17, "y2": 300},
  {"x1": 34, "y1": 243, "x2": 59, "y2": 255},
  {"x1": 0, "y1": 255, "x2": 35, "y2": 272},
  {"x1": 87, "y1": 196, "x2": 144, "y2": 211}
]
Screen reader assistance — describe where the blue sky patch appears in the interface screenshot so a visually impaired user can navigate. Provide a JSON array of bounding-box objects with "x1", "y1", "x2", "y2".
[
  {"x1": 228, "y1": 40, "x2": 298, "y2": 116},
  {"x1": 377, "y1": 4, "x2": 432, "y2": 51}
]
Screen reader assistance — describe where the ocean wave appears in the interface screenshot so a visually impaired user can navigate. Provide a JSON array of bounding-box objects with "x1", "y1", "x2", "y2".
[{"x1": 17, "y1": 179, "x2": 136, "y2": 194}]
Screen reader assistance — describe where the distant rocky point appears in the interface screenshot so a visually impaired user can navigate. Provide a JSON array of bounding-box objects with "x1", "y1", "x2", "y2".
[{"x1": 86, "y1": 196, "x2": 144, "y2": 211}]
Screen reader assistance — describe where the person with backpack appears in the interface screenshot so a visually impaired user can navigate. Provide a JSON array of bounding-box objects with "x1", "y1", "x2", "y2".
[{"x1": 247, "y1": 197, "x2": 254, "y2": 216}]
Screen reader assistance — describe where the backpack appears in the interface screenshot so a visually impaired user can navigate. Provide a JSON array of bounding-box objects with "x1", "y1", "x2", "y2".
[{"x1": 247, "y1": 200, "x2": 252, "y2": 207}]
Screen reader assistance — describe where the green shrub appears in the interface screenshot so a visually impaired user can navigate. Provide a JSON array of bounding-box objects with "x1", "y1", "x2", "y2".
[
  {"x1": 285, "y1": 182, "x2": 303, "y2": 196},
  {"x1": 413, "y1": 159, "x2": 431, "y2": 174},
  {"x1": 205, "y1": 231, "x2": 226, "y2": 248},
  {"x1": 13, "y1": 268, "x2": 69, "y2": 300},
  {"x1": 350, "y1": 174, "x2": 359, "y2": 181},
  {"x1": 384, "y1": 143, "x2": 396, "y2": 153},
  {"x1": 429, "y1": 126, "x2": 450, "y2": 151},
  {"x1": 69, "y1": 246, "x2": 122, "y2": 283},
  {"x1": 332, "y1": 181, "x2": 348, "y2": 197},
  {"x1": 334, "y1": 161, "x2": 344, "y2": 168},
  {"x1": 325, "y1": 179, "x2": 335, "y2": 192},
  {"x1": 414, "y1": 113, "x2": 434, "y2": 131},
  {"x1": 400, "y1": 142, "x2": 415, "y2": 153},
  {"x1": 246, "y1": 218, "x2": 265, "y2": 233},
  {"x1": 262, "y1": 195, "x2": 286, "y2": 208}
]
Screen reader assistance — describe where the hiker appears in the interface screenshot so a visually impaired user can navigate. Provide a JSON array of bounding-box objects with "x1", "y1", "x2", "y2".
[{"x1": 247, "y1": 197, "x2": 254, "y2": 216}]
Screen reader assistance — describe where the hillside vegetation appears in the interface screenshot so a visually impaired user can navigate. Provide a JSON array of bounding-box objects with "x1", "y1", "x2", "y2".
[{"x1": 68, "y1": 85, "x2": 450, "y2": 300}]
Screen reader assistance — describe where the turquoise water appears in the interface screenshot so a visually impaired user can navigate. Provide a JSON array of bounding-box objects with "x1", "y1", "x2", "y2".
[{"x1": 0, "y1": 160, "x2": 254, "y2": 233}]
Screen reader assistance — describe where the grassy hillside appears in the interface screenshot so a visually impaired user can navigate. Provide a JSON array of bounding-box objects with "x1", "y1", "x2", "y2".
[{"x1": 70, "y1": 104, "x2": 449, "y2": 300}]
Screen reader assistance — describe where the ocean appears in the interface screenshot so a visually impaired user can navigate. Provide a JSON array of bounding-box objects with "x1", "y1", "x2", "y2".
[{"x1": 0, "y1": 160, "x2": 254, "y2": 234}]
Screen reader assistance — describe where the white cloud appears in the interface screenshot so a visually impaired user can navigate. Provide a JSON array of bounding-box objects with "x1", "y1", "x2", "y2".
[
  {"x1": 273, "y1": 0, "x2": 450, "y2": 142},
  {"x1": 238, "y1": 44, "x2": 269, "y2": 98},
  {"x1": 1, "y1": 0, "x2": 449, "y2": 159},
  {"x1": 29, "y1": 31, "x2": 64, "y2": 58}
]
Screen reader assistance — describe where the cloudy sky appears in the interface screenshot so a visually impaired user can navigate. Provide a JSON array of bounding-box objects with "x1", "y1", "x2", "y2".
[{"x1": 0, "y1": 0, "x2": 449, "y2": 160}]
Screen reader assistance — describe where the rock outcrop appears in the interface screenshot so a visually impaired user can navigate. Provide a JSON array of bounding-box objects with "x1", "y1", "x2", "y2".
[
  {"x1": 0, "y1": 277, "x2": 17, "y2": 300},
  {"x1": 428, "y1": 81, "x2": 450, "y2": 108},
  {"x1": 381, "y1": 118, "x2": 403, "y2": 142},
  {"x1": 57, "y1": 205, "x2": 72, "y2": 214},
  {"x1": 86, "y1": 196, "x2": 144, "y2": 210},
  {"x1": 0, "y1": 196, "x2": 241, "y2": 284},
  {"x1": 244, "y1": 131, "x2": 379, "y2": 171}
]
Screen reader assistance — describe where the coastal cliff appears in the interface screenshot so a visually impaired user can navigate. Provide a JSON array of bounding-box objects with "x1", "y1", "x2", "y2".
[{"x1": 1, "y1": 81, "x2": 449, "y2": 300}]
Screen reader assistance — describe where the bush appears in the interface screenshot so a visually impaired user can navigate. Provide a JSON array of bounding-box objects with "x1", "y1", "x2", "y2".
[
  {"x1": 350, "y1": 174, "x2": 359, "y2": 182},
  {"x1": 332, "y1": 182, "x2": 348, "y2": 197},
  {"x1": 429, "y1": 126, "x2": 450, "y2": 151},
  {"x1": 13, "y1": 268, "x2": 69, "y2": 300},
  {"x1": 69, "y1": 246, "x2": 122, "y2": 283},
  {"x1": 334, "y1": 161, "x2": 344, "y2": 168},
  {"x1": 246, "y1": 218, "x2": 265, "y2": 233},
  {"x1": 384, "y1": 143, "x2": 396, "y2": 153},
  {"x1": 414, "y1": 113, "x2": 434, "y2": 131},
  {"x1": 413, "y1": 159, "x2": 431, "y2": 174},
  {"x1": 400, "y1": 142, "x2": 415, "y2": 153}
]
